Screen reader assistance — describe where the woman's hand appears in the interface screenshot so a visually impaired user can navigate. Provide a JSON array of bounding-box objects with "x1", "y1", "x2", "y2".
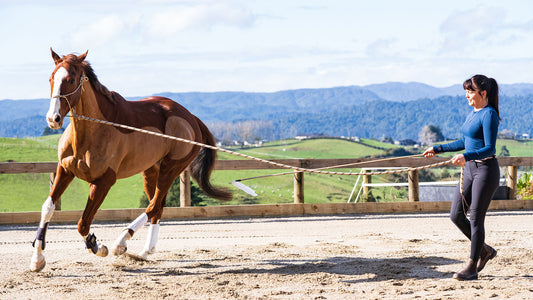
[
  {"x1": 423, "y1": 147, "x2": 435, "y2": 158},
  {"x1": 451, "y1": 154, "x2": 466, "y2": 166}
]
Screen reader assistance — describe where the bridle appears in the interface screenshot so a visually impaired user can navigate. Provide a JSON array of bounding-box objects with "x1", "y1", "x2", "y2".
[{"x1": 52, "y1": 73, "x2": 89, "y2": 113}]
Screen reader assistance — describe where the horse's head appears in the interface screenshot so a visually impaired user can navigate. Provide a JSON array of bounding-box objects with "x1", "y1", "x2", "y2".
[{"x1": 46, "y1": 48, "x2": 89, "y2": 129}]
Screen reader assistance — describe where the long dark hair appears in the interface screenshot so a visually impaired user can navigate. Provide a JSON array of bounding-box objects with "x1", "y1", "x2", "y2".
[{"x1": 463, "y1": 74, "x2": 500, "y2": 119}]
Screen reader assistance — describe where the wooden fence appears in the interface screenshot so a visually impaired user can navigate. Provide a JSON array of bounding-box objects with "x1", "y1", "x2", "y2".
[{"x1": 1, "y1": 157, "x2": 532, "y2": 224}]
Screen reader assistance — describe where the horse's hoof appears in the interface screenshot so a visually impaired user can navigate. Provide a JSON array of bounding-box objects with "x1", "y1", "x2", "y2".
[
  {"x1": 125, "y1": 252, "x2": 148, "y2": 261},
  {"x1": 30, "y1": 258, "x2": 46, "y2": 272},
  {"x1": 111, "y1": 244, "x2": 127, "y2": 256},
  {"x1": 97, "y1": 245, "x2": 109, "y2": 257},
  {"x1": 138, "y1": 246, "x2": 155, "y2": 260},
  {"x1": 138, "y1": 250, "x2": 149, "y2": 260}
]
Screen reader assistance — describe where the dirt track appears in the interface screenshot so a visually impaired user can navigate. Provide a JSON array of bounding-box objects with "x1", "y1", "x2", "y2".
[{"x1": 1, "y1": 211, "x2": 532, "y2": 299}]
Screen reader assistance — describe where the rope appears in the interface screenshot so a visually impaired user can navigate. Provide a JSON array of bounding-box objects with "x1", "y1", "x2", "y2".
[
  {"x1": 236, "y1": 154, "x2": 425, "y2": 182},
  {"x1": 67, "y1": 113, "x2": 453, "y2": 176},
  {"x1": 460, "y1": 166, "x2": 468, "y2": 216}
]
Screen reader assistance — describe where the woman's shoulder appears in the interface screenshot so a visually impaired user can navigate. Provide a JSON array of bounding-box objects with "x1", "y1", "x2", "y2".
[
  {"x1": 480, "y1": 105, "x2": 497, "y2": 115},
  {"x1": 481, "y1": 106, "x2": 499, "y2": 122}
]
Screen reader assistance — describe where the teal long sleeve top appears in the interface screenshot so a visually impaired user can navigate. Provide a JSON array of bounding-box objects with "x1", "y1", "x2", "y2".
[{"x1": 433, "y1": 106, "x2": 499, "y2": 161}]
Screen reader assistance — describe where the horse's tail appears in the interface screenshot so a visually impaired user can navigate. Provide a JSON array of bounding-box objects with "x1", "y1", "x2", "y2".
[{"x1": 190, "y1": 118, "x2": 233, "y2": 201}]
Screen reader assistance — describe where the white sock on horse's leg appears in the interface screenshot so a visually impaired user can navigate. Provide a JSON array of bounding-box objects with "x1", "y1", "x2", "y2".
[
  {"x1": 139, "y1": 223, "x2": 160, "y2": 259},
  {"x1": 30, "y1": 196, "x2": 56, "y2": 272},
  {"x1": 111, "y1": 212, "x2": 148, "y2": 256}
]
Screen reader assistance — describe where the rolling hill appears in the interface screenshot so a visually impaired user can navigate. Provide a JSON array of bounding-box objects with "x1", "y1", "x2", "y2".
[{"x1": 1, "y1": 82, "x2": 532, "y2": 139}]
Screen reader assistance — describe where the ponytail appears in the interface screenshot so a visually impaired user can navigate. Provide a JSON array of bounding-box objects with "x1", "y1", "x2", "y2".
[
  {"x1": 463, "y1": 74, "x2": 500, "y2": 120},
  {"x1": 487, "y1": 77, "x2": 500, "y2": 119}
]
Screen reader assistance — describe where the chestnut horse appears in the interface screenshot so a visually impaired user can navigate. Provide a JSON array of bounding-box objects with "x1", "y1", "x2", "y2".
[{"x1": 30, "y1": 49, "x2": 232, "y2": 272}]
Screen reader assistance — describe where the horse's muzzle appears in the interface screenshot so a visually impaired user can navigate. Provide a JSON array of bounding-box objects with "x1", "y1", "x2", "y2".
[{"x1": 46, "y1": 113, "x2": 63, "y2": 129}]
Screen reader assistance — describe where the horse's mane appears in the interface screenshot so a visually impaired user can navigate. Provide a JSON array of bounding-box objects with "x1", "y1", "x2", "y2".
[{"x1": 61, "y1": 54, "x2": 118, "y2": 104}]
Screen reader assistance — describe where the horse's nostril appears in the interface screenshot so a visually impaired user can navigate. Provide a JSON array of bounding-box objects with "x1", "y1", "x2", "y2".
[{"x1": 54, "y1": 115, "x2": 61, "y2": 123}]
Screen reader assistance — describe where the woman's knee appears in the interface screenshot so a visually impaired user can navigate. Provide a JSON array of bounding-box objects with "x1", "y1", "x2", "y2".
[{"x1": 450, "y1": 210, "x2": 467, "y2": 226}]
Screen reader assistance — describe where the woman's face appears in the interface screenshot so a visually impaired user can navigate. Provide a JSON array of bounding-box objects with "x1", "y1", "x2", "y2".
[{"x1": 465, "y1": 89, "x2": 487, "y2": 109}]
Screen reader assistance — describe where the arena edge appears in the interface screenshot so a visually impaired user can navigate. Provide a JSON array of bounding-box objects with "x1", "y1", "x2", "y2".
[{"x1": 1, "y1": 200, "x2": 532, "y2": 225}]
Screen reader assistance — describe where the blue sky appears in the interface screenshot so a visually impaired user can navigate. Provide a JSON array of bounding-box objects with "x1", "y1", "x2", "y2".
[{"x1": 1, "y1": 0, "x2": 533, "y2": 100}]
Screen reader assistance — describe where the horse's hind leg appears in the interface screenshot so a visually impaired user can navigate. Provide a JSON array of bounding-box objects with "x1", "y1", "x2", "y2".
[
  {"x1": 111, "y1": 166, "x2": 159, "y2": 256},
  {"x1": 78, "y1": 168, "x2": 116, "y2": 257},
  {"x1": 139, "y1": 160, "x2": 189, "y2": 259},
  {"x1": 139, "y1": 166, "x2": 163, "y2": 259},
  {"x1": 112, "y1": 161, "x2": 184, "y2": 259},
  {"x1": 30, "y1": 165, "x2": 74, "y2": 272},
  {"x1": 138, "y1": 187, "x2": 169, "y2": 259}
]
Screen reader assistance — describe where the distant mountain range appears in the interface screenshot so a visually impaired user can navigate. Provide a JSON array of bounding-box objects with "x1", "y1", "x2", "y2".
[{"x1": 1, "y1": 82, "x2": 533, "y2": 139}]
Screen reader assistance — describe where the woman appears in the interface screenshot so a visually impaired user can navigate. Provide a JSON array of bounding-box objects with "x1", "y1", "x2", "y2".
[{"x1": 423, "y1": 74, "x2": 500, "y2": 280}]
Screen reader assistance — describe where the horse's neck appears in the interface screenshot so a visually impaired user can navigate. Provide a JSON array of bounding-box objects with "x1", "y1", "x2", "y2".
[{"x1": 70, "y1": 83, "x2": 109, "y2": 143}]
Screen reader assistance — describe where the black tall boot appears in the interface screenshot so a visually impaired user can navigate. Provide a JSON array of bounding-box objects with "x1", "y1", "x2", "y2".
[{"x1": 453, "y1": 259, "x2": 478, "y2": 280}]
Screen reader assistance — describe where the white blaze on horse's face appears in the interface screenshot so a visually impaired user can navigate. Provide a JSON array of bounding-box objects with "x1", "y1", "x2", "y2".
[{"x1": 46, "y1": 67, "x2": 69, "y2": 129}]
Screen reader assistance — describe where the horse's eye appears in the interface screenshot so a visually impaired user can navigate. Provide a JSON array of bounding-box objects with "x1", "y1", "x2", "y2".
[{"x1": 69, "y1": 79, "x2": 75, "y2": 85}]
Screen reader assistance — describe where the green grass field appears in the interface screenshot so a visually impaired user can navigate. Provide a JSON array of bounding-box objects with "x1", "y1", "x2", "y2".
[
  {"x1": 1, "y1": 135, "x2": 531, "y2": 212},
  {"x1": 0, "y1": 136, "x2": 144, "y2": 211}
]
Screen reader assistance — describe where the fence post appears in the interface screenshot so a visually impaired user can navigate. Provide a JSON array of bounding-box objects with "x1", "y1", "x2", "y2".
[
  {"x1": 362, "y1": 170, "x2": 372, "y2": 202},
  {"x1": 293, "y1": 171, "x2": 304, "y2": 204},
  {"x1": 408, "y1": 169, "x2": 419, "y2": 202},
  {"x1": 180, "y1": 169, "x2": 191, "y2": 207},
  {"x1": 506, "y1": 165, "x2": 517, "y2": 200},
  {"x1": 49, "y1": 172, "x2": 61, "y2": 211}
]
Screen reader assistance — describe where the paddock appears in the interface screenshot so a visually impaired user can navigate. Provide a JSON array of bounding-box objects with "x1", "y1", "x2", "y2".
[{"x1": 1, "y1": 211, "x2": 531, "y2": 299}]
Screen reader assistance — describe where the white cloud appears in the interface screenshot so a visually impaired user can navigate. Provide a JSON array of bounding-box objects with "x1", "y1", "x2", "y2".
[
  {"x1": 70, "y1": 15, "x2": 136, "y2": 49},
  {"x1": 146, "y1": 2, "x2": 255, "y2": 37},
  {"x1": 4, "y1": 0, "x2": 533, "y2": 100},
  {"x1": 438, "y1": 6, "x2": 506, "y2": 55},
  {"x1": 365, "y1": 38, "x2": 398, "y2": 58}
]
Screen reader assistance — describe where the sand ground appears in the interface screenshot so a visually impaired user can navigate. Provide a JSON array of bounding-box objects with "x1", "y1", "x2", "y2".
[{"x1": 1, "y1": 211, "x2": 532, "y2": 299}]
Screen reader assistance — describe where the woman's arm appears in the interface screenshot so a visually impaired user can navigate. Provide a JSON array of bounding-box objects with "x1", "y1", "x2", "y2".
[{"x1": 433, "y1": 138, "x2": 465, "y2": 154}]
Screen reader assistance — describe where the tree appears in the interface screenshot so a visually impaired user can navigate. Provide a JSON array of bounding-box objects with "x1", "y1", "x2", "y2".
[
  {"x1": 418, "y1": 125, "x2": 444, "y2": 146},
  {"x1": 207, "y1": 120, "x2": 274, "y2": 146},
  {"x1": 381, "y1": 136, "x2": 394, "y2": 144},
  {"x1": 498, "y1": 129, "x2": 515, "y2": 139},
  {"x1": 42, "y1": 126, "x2": 64, "y2": 136}
]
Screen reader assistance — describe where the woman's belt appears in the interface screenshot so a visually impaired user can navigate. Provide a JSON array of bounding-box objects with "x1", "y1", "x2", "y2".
[{"x1": 473, "y1": 155, "x2": 496, "y2": 163}]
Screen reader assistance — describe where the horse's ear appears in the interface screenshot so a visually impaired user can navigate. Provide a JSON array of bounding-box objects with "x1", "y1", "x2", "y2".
[
  {"x1": 51, "y1": 48, "x2": 62, "y2": 65},
  {"x1": 78, "y1": 50, "x2": 88, "y2": 62}
]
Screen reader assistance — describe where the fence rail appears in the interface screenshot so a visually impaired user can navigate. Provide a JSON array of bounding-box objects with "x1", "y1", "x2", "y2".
[{"x1": 1, "y1": 157, "x2": 532, "y2": 224}]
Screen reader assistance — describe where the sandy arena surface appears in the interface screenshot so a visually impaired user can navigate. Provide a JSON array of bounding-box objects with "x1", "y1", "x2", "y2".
[{"x1": 1, "y1": 211, "x2": 532, "y2": 299}]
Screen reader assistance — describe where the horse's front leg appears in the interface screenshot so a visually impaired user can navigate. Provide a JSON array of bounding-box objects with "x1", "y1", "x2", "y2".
[
  {"x1": 78, "y1": 168, "x2": 116, "y2": 257},
  {"x1": 30, "y1": 166, "x2": 74, "y2": 272},
  {"x1": 30, "y1": 197, "x2": 55, "y2": 272}
]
